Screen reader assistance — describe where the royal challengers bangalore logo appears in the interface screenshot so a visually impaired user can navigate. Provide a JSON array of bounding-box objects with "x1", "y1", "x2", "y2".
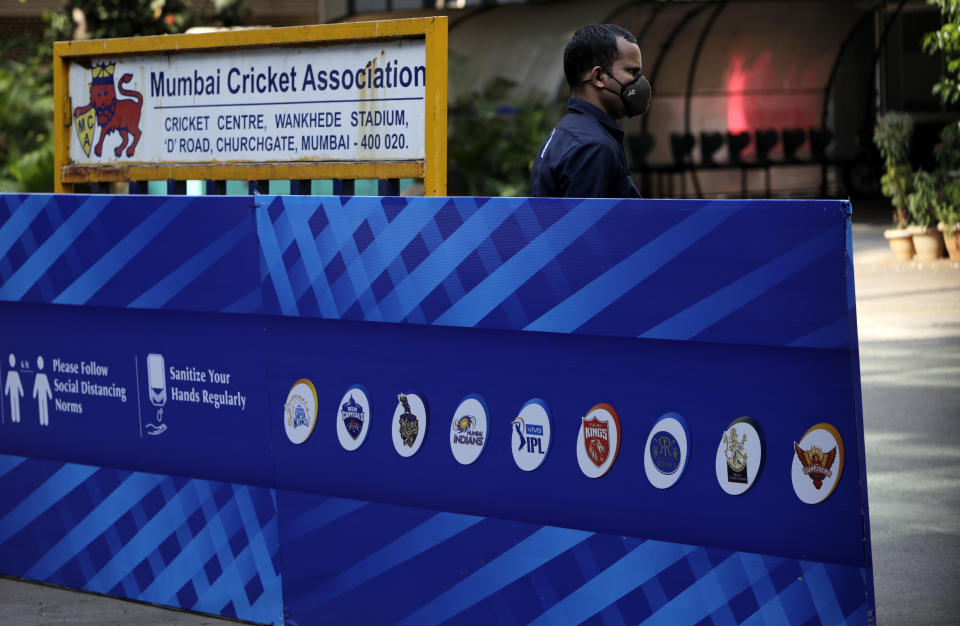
[{"x1": 73, "y1": 62, "x2": 143, "y2": 158}]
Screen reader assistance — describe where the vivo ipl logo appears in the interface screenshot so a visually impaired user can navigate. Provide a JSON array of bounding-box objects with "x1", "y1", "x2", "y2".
[{"x1": 73, "y1": 62, "x2": 143, "y2": 158}]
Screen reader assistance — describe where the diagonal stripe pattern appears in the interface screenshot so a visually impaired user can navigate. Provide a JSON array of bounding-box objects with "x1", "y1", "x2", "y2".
[
  {"x1": 0, "y1": 454, "x2": 282, "y2": 624},
  {"x1": 273, "y1": 494, "x2": 870, "y2": 625}
]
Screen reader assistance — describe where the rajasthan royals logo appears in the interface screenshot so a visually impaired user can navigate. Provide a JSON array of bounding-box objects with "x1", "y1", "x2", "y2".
[
  {"x1": 582, "y1": 417, "x2": 609, "y2": 467},
  {"x1": 397, "y1": 394, "x2": 419, "y2": 447},
  {"x1": 340, "y1": 394, "x2": 365, "y2": 440},
  {"x1": 650, "y1": 431, "x2": 681, "y2": 474},
  {"x1": 73, "y1": 62, "x2": 143, "y2": 158}
]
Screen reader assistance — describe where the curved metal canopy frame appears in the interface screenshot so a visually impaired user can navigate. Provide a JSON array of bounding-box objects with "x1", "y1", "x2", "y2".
[{"x1": 684, "y1": 1, "x2": 728, "y2": 198}]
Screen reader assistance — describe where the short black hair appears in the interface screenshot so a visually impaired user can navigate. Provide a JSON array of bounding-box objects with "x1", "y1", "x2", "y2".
[{"x1": 564, "y1": 24, "x2": 637, "y2": 89}]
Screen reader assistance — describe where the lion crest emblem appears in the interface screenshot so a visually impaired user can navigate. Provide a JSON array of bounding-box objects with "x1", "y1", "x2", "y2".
[{"x1": 73, "y1": 62, "x2": 143, "y2": 158}]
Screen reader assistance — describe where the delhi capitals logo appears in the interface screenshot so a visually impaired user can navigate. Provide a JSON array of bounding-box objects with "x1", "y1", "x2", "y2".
[
  {"x1": 340, "y1": 394, "x2": 365, "y2": 440},
  {"x1": 582, "y1": 417, "x2": 610, "y2": 467},
  {"x1": 73, "y1": 62, "x2": 144, "y2": 158},
  {"x1": 397, "y1": 394, "x2": 419, "y2": 447},
  {"x1": 650, "y1": 431, "x2": 681, "y2": 474}
]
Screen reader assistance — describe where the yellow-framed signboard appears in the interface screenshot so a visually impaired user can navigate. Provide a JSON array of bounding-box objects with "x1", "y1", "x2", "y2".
[{"x1": 53, "y1": 17, "x2": 447, "y2": 194}]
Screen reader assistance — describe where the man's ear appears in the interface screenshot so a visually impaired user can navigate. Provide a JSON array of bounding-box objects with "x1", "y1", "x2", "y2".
[{"x1": 589, "y1": 65, "x2": 605, "y2": 87}]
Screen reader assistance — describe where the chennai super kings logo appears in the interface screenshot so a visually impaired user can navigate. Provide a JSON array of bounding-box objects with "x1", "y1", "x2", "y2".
[
  {"x1": 73, "y1": 62, "x2": 143, "y2": 158},
  {"x1": 397, "y1": 394, "x2": 419, "y2": 447}
]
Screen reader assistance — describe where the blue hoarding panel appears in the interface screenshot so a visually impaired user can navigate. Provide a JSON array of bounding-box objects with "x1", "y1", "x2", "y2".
[{"x1": 0, "y1": 193, "x2": 872, "y2": 624}]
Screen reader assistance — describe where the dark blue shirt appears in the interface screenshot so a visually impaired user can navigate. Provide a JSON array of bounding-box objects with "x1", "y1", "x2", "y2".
[{"x1": 530, "y1": 98, "x2": 641, "y2": 198}]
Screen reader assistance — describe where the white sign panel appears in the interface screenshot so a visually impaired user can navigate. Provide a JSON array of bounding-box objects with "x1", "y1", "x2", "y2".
[{"x1": 67, "y1": 40, "x2": 426, "y2": 164}]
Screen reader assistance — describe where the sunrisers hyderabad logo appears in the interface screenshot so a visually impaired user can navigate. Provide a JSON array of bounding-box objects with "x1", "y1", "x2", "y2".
[{"x1": 73, "y1": 62, "x2": 143, "y2": 158}]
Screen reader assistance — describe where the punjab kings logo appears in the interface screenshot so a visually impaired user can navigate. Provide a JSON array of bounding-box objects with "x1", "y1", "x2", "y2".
[
  {"x1": 576, "y1": 404, "x2": 621, "y2": 478},
  {"x1": 791, "y1": 423, "x2": 845, "y2": 504},
  {"x1": 583, "y1": 417, "x2": 609, "y2": 467}
]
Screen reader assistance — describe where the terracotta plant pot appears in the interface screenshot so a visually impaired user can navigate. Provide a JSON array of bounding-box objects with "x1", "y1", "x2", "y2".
[
  {"x1": 910, "y1": 226, "x2": 946, "y2": 262},
  {"x1": 883, "y1": 228, "x2": 915, "y2": 261},
  {"x1": 939, "y1": 222, "x2": 960, "y2": 262}
]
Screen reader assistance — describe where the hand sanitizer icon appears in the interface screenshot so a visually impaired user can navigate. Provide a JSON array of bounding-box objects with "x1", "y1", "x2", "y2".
[
  {"x1": 147, "y1": 353, "x2": 166, "y2": 406},
  {"x1": 145, "y1": 353, "x2": 167, "y2": 435}
]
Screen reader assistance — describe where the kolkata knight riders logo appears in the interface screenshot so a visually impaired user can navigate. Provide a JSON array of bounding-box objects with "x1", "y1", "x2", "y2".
[{"x1": 397, "y1": 394, "x2": 419, "y2": 447}]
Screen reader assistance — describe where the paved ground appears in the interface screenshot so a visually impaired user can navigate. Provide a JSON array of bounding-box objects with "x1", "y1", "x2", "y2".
[
  {"x1": 1, "y1": 219, "x2": 958, "y2": 625},
  {"x1": 853, "y1": 223, "x2": 960, "y2": 625}
]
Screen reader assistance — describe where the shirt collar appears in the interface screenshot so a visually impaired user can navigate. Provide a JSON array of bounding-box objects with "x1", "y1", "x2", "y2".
[{"x1": 568, "y1": 97, "x2": 624, "y2": 140}]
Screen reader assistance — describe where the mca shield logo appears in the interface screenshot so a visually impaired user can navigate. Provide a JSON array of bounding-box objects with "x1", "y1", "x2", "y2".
[
  {"x1": 582, "y1": 417, "x2": 610, "y2": 467},
  {"x1": 74, "y1": 107, "x2": 96, "y2": 157},
  {"x1": 73, "y1": 62, "x2": 143, "y2": 158}
]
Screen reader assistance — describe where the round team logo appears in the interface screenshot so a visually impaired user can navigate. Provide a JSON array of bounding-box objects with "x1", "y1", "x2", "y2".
[
  {"x1": 283, "y1": 379, "x2": 318, "y2": 445},
  {"x1": 511, "y1": 399, "x2": 552, "y2": 472},
  {"x1": 644, "y1": 412, "x2": 690, "y2": 489},
  {"x1": 715, "y1": 417, "x2": 765, "y2": 495},
  {"x1": 449, "y1": 394, "x2": 489, "y2": 465},
  {"x1": 576, "y1": 403, "x2": 621, "y2": 478},
  {"x1": 791, "y1": 423, "x2": 844, "y2": 504},
  {"x1": 392, "y1": 392, "x2": 428, "y2": 457},
  {"x1": 336, "y1": 385, "x2": 371, "y2": 452}
]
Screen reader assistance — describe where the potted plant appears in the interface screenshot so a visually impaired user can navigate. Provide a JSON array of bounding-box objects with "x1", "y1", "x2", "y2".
[
  {"x1": 874, "y1": 112, "x2": 915, "y2": 260},
  {"x1": 938, "y1": 179, "x2": 960, "y2": 260},
  {"x1": 908, "y1": 170, "x2": 946, "y2": 261},
  {"x1": 934, "y1": 122, "x2": 960, "y2": 261}
]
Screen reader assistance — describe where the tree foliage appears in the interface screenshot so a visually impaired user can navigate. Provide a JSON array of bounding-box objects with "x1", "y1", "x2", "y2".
[
  {"x1": 47, "y1": 0, "x2": 250, "y2": 41},
  {"x1": 0, "y1": 0, "x2": 249, "y2": 192},
  {"x1": 0, "y1": 38, "x2": 54, "y2": 192},
  {"x1": 922, "y1": 0, "x2": 960, "y2": 105},
  {"x1": 447, "y1": 77, "x2": 559, "y2": 197}
]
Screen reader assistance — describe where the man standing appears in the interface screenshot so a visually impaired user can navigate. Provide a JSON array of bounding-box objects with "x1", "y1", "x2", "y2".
[{"x1": 531, "y1": 24, "x2": 650, "y2": 198}]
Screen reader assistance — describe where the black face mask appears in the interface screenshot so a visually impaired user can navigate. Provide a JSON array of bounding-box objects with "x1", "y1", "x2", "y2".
[{"x1": 602, "y1": 69, "x2": 652, "y2": 118}]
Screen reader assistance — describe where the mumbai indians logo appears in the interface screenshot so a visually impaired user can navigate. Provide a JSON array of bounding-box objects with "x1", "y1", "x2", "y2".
[
  {"x1": 73, "y1": 62, "x2": 144, "y2": 158},
  {"x1": 452, "y1": 415, "x2": 484, "y2": 446},
  {"x1": 398, "y1": 394, "x2": 419, "y2": 447},
  {"x1": 650, "y1": 431, "x2": 681, "y2": 474}
]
